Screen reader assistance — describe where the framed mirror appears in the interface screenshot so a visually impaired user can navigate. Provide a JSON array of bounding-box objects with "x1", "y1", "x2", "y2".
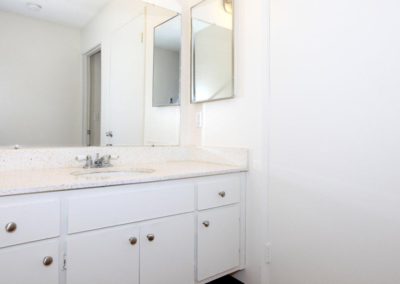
[
  {"x1": 0, "y1": 0, "x2": 181, "y2": 147},
  {"x1": 153, "y1": 15, "x2": 181, "y2": 107},
  {"x1": 191, "y1": 0, "x2": 234, "y2": 103}
]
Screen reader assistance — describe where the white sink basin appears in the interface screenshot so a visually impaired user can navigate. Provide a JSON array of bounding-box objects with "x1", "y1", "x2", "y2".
[{"x1": 71, "y1": 168, "x2": 155, "y2": 179}]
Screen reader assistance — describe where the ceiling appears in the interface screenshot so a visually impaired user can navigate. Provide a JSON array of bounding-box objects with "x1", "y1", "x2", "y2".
[{"x1": 0, "y1": 0, "x2": 113, "y2": 28}]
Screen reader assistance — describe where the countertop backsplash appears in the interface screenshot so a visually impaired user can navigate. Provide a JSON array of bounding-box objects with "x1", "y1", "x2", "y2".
[{"x1": 0, "y1": 146, "x2": 248, "y2": 172}]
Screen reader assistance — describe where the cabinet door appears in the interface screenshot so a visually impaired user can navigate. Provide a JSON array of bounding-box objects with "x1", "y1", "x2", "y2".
[
  {"x1": 197, "y1": 205, "x2": 240, "y2": 281},
  {"x1": 0, "y1": 239, "x2": 59, "y2": 284},
  {"x1": 66, "y1": 225, "x2": 139, "y2": 284},
  {"x1": 140, "y1": 214, "x2": 195, "y2": 284}
]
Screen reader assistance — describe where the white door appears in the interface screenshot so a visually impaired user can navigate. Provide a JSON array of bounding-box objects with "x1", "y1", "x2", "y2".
[
  {"x1": 0, "y1": 239, "x2": 59, "y2": 284},
  {"x1": 140, "y1": 214, "x2": 195, "y2": 284},
  {"x1": 66, "y1": 225, "x2": 139, "y2": 284},
  {"x1": 197, "y1": 205, "x2": 241, "y2": 281},
  {"x1": 108, "y1": 15, "x2": 145, "y2": 145}
]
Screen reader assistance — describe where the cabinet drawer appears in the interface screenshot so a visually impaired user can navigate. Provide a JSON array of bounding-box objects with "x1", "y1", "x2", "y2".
[
  {"x1": 68, "y1": 183, "x2": 195, "y2": 233},
  {"x1": 0, "y1": 239, "x2": 59, "y2": 284},
  {"x1": 0, "y1": 199, "x2": 60, "y2": 248},
  {"x1": 197, "y1": 175, "x2": 241, "y2": 210}
]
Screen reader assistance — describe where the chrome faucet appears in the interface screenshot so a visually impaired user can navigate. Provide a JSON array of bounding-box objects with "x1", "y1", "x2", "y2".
[
  {"x1": 76, "y1": 153, "x2": 118, "y2": 169},
  {"x1": 75, "y1": 155, "x2": 93, "y2": 169},
  {"x1": 93, "y1": 153, "x2": 112, "y2": 168}
]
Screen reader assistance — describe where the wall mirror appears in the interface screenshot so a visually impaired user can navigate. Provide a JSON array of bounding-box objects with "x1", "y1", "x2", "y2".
[
  {"x1": 0, "y1": 0, "x2": 181, "y2": 147},
  {"x1": 191, "y1": 0, "x2": 234, "y2": 103},
  {"x1": 153, "y1": 15, "x2": 181, "y2": 107}
]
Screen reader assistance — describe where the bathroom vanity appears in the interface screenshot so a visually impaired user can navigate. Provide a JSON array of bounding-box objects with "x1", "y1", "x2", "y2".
[
  {"x1": 0, "y1": 0, "x2": 241, "y2": 281},
  {"x1": 0, "y1": 148, "x2": 247, "y2": 284}
]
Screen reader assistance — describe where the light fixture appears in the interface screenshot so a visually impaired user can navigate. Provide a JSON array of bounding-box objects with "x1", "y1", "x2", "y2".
[
  {"x1": 26, "y1": 2, "x2": 42, "y2": 12},
  {"x1": 223, "y1": 0, "x2": 232, "y2": 14}
]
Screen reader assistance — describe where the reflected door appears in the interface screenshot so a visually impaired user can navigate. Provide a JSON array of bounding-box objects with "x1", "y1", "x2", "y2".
[{"x1": 88, "y1": 50, "x2": 102, "y2": 146}]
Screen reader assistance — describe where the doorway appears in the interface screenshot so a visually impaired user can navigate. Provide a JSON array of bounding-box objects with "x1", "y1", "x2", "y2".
[{"x1": 86, "y1": 49, "x2": 102, "y2": 146}]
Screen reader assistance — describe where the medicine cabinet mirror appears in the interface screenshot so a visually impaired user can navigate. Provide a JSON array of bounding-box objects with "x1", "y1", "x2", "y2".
[
  {"x1": 191, "y1": 0, "x2": 234, "y2": 103},
  {"x1": 153, "y1": 15, "x2": 181, "y2": 107}
]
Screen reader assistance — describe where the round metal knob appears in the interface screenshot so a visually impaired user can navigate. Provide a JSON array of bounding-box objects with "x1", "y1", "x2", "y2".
[
  {"x1": 146, "y1": 234, "x2": 155, "y2": 242},
  {"x1": 202, "y1": 221, "x2": 210, "y2": 228},
  {"x1": 5, "y1": 222, "x2": 17, "y2": 233},
  {"x1": 218, "y1": 191, "x2": 226, "y2": 198},
  {"x1": 43, "y1": 256, "x2": 53, "y2": 266},
  {"x1": 129, "y1": 237, "x2": 138, "y2": 246}
]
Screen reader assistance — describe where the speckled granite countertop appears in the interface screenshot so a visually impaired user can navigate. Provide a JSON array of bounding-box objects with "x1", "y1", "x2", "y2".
[{"x1": 0, "y1": 161, "x2": 247, "y2": 197}]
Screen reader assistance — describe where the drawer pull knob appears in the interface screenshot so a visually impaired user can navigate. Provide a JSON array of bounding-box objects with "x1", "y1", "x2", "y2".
[
  {"x1": 202, "y1": 221, "x2": 210, "y2": 228},
  {"x1": 43, "y1": 256, "x2": 53, "y2": 266},
  {"x1": 147, "y1": 234, "x2": 155, "y2": 242},
  {"x1": 5, "y1": 222, "x2": 17, "y2": 233},
  {"x1": 218, "y1": 191, "x2": 226, "y2": 198},
  {"x1": 129, "y1": 237, "x2": 138, "y2": 246}
]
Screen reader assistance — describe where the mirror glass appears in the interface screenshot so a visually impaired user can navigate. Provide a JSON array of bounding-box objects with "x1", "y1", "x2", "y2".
[
  {"x1": 153, "y1": 15, "x2": 181, "y2": 107},
  {"x1": 191, "y1": 0, "x2": 233, "y2": 103},
  {"x1": 0, "y1": 0, "x2": 181, "y2": 147}
]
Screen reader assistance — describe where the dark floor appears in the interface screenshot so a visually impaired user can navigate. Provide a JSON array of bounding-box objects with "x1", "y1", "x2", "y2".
[{"x1": 207, "y1": 275, "x2": 244, "y2": 284}]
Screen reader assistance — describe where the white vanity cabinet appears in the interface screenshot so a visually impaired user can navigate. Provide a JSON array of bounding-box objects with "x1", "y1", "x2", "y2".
[
  {"x1": 197, "y1": 205, "x2": 241, "y2": 281},
  {"x1": 196, "y1": 175, "x2": 243, "y2": 282},
  {"x1": 0, "y1": 172, "x2": 246, "y2": 284},
  {"x1": 66, "y1": 224, "x2": 140, "y2": 284},
  {"x1": 66, "y1": 214, "x2": 195, "y2": 284},
  {"x1": 0, "y1": 239, "x2": 59, "y2": 284},
  {"x1": 139, "y1": 214, "x2": 195, "y2": 284},
  {"x1": 0, "y1": 198, "x2": 60, "y2": 284}
]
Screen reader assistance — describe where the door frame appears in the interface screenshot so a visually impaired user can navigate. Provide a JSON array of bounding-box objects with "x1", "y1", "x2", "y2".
[{"x1": 82, "y1": 45, "x2": 102, "y2": 146}]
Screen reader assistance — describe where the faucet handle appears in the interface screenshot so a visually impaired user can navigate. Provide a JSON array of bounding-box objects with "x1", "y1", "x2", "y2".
[
  {"x1": 75, "y1": 155, "x2": 93, "y2": 168},
  {"x1": 102, "y1": 155, "x2": 117, "y2": 167}
]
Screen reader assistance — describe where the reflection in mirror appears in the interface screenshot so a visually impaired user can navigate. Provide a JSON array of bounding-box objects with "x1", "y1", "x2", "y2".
[
  {"x1": 0, "y1": 0, "x2": 181, "y2": 147},
  {"x1": 153, "y1": 15, "x2": 181, "y2": 107},
  {"x1": 191, "y1": 0, "x2": 233, "y2": 103}
]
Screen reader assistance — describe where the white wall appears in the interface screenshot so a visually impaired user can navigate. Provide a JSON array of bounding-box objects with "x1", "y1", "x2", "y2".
[
  {"x1": 198, "y1": 0, "x2": 270, "y2": 283},
  {"x1": 0, "y1": 11, "x2": 82, "y2": 146},
  {"x1": 270, "y1": 0, "x2": 400, "y2": 283}
]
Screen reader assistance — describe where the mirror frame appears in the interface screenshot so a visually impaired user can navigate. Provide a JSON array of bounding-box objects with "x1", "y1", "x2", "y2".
[
  {"x1": 152, "y1": 14, "x2": 182, "y2": 107},
  {"x1": 190, "y1": 0, "x2": 235, "y2": 104}
]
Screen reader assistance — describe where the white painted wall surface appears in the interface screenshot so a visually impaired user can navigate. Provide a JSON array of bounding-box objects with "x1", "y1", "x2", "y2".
[
  {"x1": 270, "y1": 0, "x2": 400, "y2": 283},
  {"x1": 0, "y1": 11, "x2": 82, "y2": 146},
  {"x1": 199, "y1": 0, "x2": 270, "y2": 283}
]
